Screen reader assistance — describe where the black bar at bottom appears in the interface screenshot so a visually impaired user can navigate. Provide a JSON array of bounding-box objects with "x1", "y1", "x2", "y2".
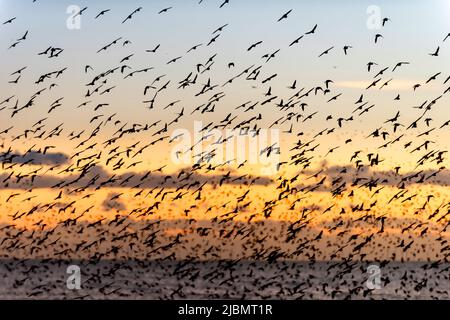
[{"x1": 0, "y1": 300, "x2": 446, "y2": 318}]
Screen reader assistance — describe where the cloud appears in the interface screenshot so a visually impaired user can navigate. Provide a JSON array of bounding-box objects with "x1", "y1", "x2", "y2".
[
  {"x1": 102, "y1": 193, "x2": 127, "y2": 211},
  {"x1": 0, "y1": 164, "x2": 274, "y2": 190},
  {"x1": 1, "y1": 151, "x2": 69, "y2": 166},
  {"x1": 300, "y1": 165, "x2": 449, "y2": 188},
  {"x1": 0, "y1": 161, "x2": 447, "y2": 192}
]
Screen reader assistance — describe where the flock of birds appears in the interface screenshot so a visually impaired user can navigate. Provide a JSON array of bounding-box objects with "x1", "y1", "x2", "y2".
[{"x1": 0, "y1": 1, "x2": 449, "y2": 299}]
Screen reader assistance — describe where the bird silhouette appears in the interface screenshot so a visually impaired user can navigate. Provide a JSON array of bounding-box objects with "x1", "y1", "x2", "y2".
[
  {"x1": 277, "y1": 10, "x2": 292, "y2": 22},
  {"x1": 429, "y1": 46, "x2": 440, "y2": 56}
]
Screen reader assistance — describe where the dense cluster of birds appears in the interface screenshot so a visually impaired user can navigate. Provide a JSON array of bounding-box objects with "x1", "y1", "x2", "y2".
[
  {"x1": 2, "y1": 260, "x2": 450, "y2": 299},
  {"x1": 0, "y1": 1, "x2": 449, "y2": 299}
]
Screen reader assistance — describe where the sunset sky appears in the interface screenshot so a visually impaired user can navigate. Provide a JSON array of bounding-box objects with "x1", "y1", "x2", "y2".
[{"x1": 0, "y1": 0, "x2": 449, "y2": 262}]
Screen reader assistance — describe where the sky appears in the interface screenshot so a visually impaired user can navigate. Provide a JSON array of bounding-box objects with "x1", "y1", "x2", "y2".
[
  {"x1": 0, "y1": 0, "x2": 449, "y2": 262},
  {"x1": 0, "y1": 0, "x2": 449, "y2": 167}
]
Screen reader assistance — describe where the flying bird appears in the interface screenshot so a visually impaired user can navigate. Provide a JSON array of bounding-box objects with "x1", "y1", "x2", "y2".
[
  {"x1": 158, "y1": 7, "x2": 172, "y2": 14},
  {"x1": 305, "y1": 24, "x2": 318, "y2": 35},
  {"x1": 343, "y1": 45, "x2": 352, "y2": 55},
  {"x1": 95, "y1": 9, "x2": 111, "y2": 19},
  {"x1": 319, "y1": 46, "x2": 334, "y2": 57},
  {"x1": 374, "y1": 34, "x2": 383, "y2": 43},
  {"x1": 3, "y1": 17, "x2": 17, "y2": 25},
  {"x1": 277, "y1": 9, "x2": 292, "y2": 22},
  {"x1": 429, "y1": 46, "x2": 440, "y2": 56},
  {"x1": 122, "y1": 7, "x2": 142, "y2": 23}
]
